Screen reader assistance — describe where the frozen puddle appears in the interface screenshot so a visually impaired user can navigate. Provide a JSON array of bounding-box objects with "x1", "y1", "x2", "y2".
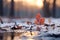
[
  {"x1": 13, "y1": 31, "x2": 60, "y2": 40},
  {"x1": 16, "y1": 36, "x2": 60, "y2": 40}
]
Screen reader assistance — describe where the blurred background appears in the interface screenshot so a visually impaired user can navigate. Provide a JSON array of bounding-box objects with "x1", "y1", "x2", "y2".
[{"x1": 0, "y1": 0, "x2": 60, "y2": 18}]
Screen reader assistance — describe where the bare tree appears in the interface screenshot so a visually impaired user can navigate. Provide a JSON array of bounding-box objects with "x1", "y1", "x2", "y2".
[
  {"x1": 0, "y1": 0, "x2": 3, "y2": 16},
  {"x1": 43, "y1": 0, "x2": 51, "y2": 17},
  {"x1": 53, "y1": 0, "x2": 56, "y2": 18},
  {"x1": 10, "y1": 0, "x2": 14, "y2": 18},
  {"x1": 10, "y1": 0, "x2": 15, "y2": 40}
]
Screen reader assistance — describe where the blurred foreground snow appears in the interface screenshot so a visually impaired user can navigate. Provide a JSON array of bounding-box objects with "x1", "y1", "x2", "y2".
[{"x1": 0, "y1": 18, "x2": 60, "y2": 40}]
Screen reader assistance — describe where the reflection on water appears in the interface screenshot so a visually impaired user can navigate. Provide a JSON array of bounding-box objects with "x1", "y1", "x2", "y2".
[
  {"x1": 3, "y1": 31, "x2": 60, "y2": 40},
  {"x1": 19, "y1": 37, "x2": 60, "y2": 40},
  {"x1": 20, "y1": 39, "x2": 34, "y2": 40},
  {"x1": 15, "y1": 31, "x2": 60, "y2": 40},
  {"x1": 19, "y1": 31, "x2": 40, "y2": 40},
  {"x1": 22, "y1": 31, "x2": 39, "y2": 37},
  {"x1": 27, "y1": 39, "x2": 34, "y2": 40},
  {"x1": 11, "y1": 31, "x2": 39, "y2": 40}
]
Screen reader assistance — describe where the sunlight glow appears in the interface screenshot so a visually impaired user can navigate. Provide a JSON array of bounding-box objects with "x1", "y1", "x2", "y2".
[
  {"x1": 35, "y1": 0, "x2": 43, "y2": 8},
  {"x1": 7, "y1": 0, "x2": 43, "y2": 8},
  {"x1": 25, "y1": 0, "x2": 35, "y2": 5},
  {"x1": 22, "y1": 0, "x2": 43, "y2": 8}
]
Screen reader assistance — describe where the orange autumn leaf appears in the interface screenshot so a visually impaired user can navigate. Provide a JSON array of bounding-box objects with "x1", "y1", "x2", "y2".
[
  {"x1": 39, "y1": 18, "x2": 45, "y2": 25},
  {"x1": 36, "y1": 13, "x2": 41, "y2": 20}
]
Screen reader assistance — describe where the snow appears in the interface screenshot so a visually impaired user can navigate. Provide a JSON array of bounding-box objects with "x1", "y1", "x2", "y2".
[{"x1": 1, "y1": 18, "x2": 60, "y2": 37}]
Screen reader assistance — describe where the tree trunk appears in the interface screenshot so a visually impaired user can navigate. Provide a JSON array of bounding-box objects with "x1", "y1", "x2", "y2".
[
  {"x1": 0, "y1": 0, "x2": 3, "y2": 16},
  {"x1": 53, "y1": 0, "x2": 56, "y2": 18},
  {"x1": 43, "y1": 0, "x2": 51, "y2": 17},
  {"x1": 10, "y1": 0, "x2": 14, "y2": 18}
]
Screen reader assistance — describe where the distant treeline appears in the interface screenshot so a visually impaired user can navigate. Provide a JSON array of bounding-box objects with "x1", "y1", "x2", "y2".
[{"x1": 0, "y1": 0, "x2": 60, "y2": 18}]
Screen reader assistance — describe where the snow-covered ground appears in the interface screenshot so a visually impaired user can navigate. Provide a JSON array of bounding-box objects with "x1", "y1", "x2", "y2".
[
  {"x1": 0, "y1": 18, "x2": 60, "y2": 27},
  {"x1": 0, "y1": 18, "x2": 60, "y2": 40}
]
